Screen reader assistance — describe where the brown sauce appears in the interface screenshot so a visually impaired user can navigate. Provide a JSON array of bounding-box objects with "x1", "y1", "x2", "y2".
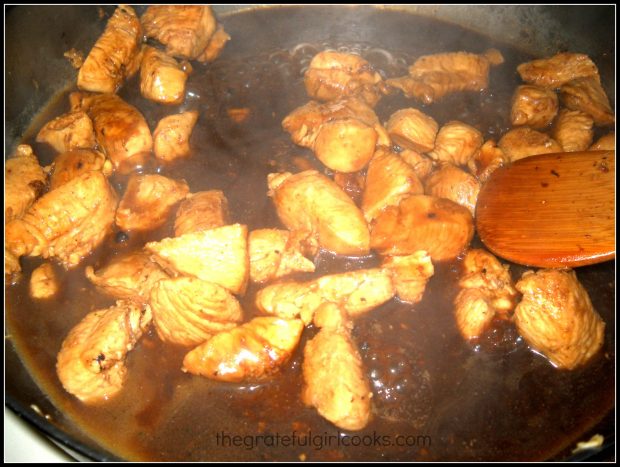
[{"x1": 5, "y1": 6, "x2": 615, "y2": 461}]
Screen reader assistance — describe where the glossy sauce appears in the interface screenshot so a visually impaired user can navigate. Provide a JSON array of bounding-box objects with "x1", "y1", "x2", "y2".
[{"x1": 5, "y1": 7, "x2": 615, "y2": 461}]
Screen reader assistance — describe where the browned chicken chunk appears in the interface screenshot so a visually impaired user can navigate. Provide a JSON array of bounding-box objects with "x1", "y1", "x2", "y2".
[
  {"x1": 381, "y1": 251, "x2": 434, "y2": 304},
  {"x1": 424, "y1": 163, "x2": 480, "y2": 216},
  {"x1": 589, "y1": 132, "x2": 615, "y2": 151},
  {"x1": 140, "y1": 46, "x2": 189, "y2": 105},
  {"x1": 399, "y1": 149, "x2": 435, "y2": 181},
  {"x1": 149, "y1": 276, "x2": 243, "y2": 346},
  {"x1": 428, "y1": 121, "x2": 483, "y2": 166},
  {"x1": 56, "y1": 300, "x2": 151, "y2": 403},
  {"x1": 510, "y1": 85, "x2": 559, "y2": 129},
  {"x1": 498, "y1": 127, "x2": 562, "y2": 162},
  {"x1": 49, "y1": 149, "x2": 111, "y2": 190},
  {"x1": 36, "y1": 111, "x2": 97, "y2": 153},
  {"x1": 153, "y1": 111, "x2": 199, "y2": 162},
  {"x1": 552, "y1": 109, "x2": 594, "y2": 152},
  {"x1": 182, "y1": 317, "x2": 304, "y2": 382},
  {"x1": 77, "y1": 5, "x2": 143, "y2": 93},
  {"x1": 517, "y1": 52, "x2": 600, "y2": 89},
  {"x1": 115, "y1": 174, "x2": 189, "y2": 232},
  {"x1": 29, "y1": 263, "x2": 60, "y2": 299},
  {"x1": 196, "y1": 24, "x2": 231, "y2": 62},
  {"x1": 333, "y1": 171, "x2": 366, "y2": 204},
  {"x1": 560, "y1": 77, "x2": 615, "y2": 126},
  {"x1": 5, "y1": 145, "x2": 47, "y2": 223},
  {"x1": 5, "y1": 171, "x2": 117, "y2": 268},
  {"x1": 466, "y1": 139, "x2": 507, "y2": 183},
  {"x1": 514, "y1": 269, "x2": 605, "y2": 370},
  {"x1": 146, "y1": 223, "x2": 249, "y2": 295},
  {"x1": 361, "y1": 147, "x2": 424, "y2": 222},
  {"x1": 304, "y1": 50, "x2": 385, "y2": 107},
  {"x1": 85, "y1": 251, "x2": 169, "y2": 305},
  {"x1": 268, "y1": 171, "x2": 370, "y2": 255},
  {"x1": 386, "y1": 108, "x2": 439, "y2": 153},
  {"x1": 174, "y1": 190, "x2": 229, "y2": 236},
  {"x1": 370, "y1": 195, "x2": 474, "y2": 261}
]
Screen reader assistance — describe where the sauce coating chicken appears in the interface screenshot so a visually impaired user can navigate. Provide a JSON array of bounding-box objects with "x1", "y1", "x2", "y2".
[
  {"x1": 49, "y1": 149, "x2": 111, "y2": 190},
  {"x1": 85, "y1": 251, "x2": 169, "y2": 305},
  {"x1": 36, "y1": 111, "x2": 97, "y2": 154},
  {"x1": 381, "y1": 251, "x2": 434, "y2": 304},
  {"x1": 514, "y1": 269, "x2": 605, "y2": 370},
  {"x1": 77, "y1": 5, "x2": 143, "y2": 93},
  {"x1": 196, "y1": 24, "x2": 231, "y2": 62},
  {"x1": 149, "y1": 276, "x2": 243, "y2": 346},
  {"x1": 5, "y1": 144, "x2": 47, "y2": 223},
  {"x1": 370, "y1": 195, "x2": 474, "y2": 261},
  {"x1": 5, "y1": 171, "x2": 117, "y2": 268},
  {"x1": 498, "y1": 127, "x2": 562, "y2": 162},
  {"x1": 115, "y1": 174, "x2": 190, "y2": 232},
  {"x1": 551, "y1": 109, "x2": 594, "y2": 152},
  {"x1": 174, "y1": 190, "x2": 229, "y2": 236},
  {"x1": 56, "y1": 300, "x2": 152, "y2": 404},
  {"x1": 304, "y1": 50, "x2": 386, "y2": 107},
  {"x1": 153, "y1": 111, "x2": 199, "y2": 162},
  {"x1": 29, "y1": 263, "x2": 60, "y2": 299},
  {"x1": 386, "y1": 108, "x2": 438, "y2": 153},
  {"x1": 560, "y1": 77, "x2": 615, "y2": 126},
  {"x1": 140, "y1": 46, "x2": 190, "y2": 105},
  {"x1": 424, "y1": 163, "x2": 480, "y2": 216},
  {"x1": 427, "y1": 120, "x2": 483, "y2": 166},
  {"x1": 182, "y1": 317, "x2": 304, "y2": 382},
  {"x1": 510, "y1": 85, "x2": 559, "y2": 129},
  {"x1": 466, "y1": 139, "x2": 507, "y2": 183},
  {"x1": 268, "y1": 171, "x2": 370, "y2": 255},
  {"x1": 399, "y1": 149, "x2": 435, "y2": 181},
  {"x1": 517, "y1": 52, "x2": 600, "y2": 89}
]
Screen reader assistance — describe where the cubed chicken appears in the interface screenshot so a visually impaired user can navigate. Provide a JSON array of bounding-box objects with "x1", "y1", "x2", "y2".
[
  {"x1": 49, "y1": 149, "x2": 111, "y2": 190},
  {"x1": 196, "y1": 24, "x2": 231, "y2": 62},
  {"x1": 77, "y1": 5, "x2": 143, "y2": 93},
  {"x1": 149, "y1": 276, "x2": 243, "y2": 346},
  {"x1": 361, "y1": 147, "x2": 424, "y2": 222},
  {"x1": 424, "y1": 163, "x2": 480, "y2": 216},
  {"x1": 517, "y1": 52, "x2": 600, "y2": 89},
  {"x1": 399, "y1": 149, "x2": 435, "y2": 181},
  {"x1": 182, "y1": 317, "x2": 304, "y2": 382},
  {"x1": 510, "y1": 85, "x2": 559, "y2": 129},
  {"x1": 85, "y1": 251, "x2": 169, "y2": 305},
  {"x1": 174, "y1": 190, "x2": 229, "y2": 236},
  {"x1": 140, "y1": 46, "x2": 189, "y2": 105},
  {"x1": 5, "y1": 145, "x2": 47, "y2": 223},
  {"x1": 514, "y1": 269, "x2": 605, "y2": 370},
  {"x1": 153, "y1": 111, "x2": 199, "y2": 162},
  {"x1": 56, "y1": 300, "x2": 151, "y2": 403},
  {"x1": 381, "y1": 251, "x2": 434, "y2": 304},
  {"x1": 386, "y1": 108, "x2": 438, "y2": 153},
  {"x1": 498, "y1": 127, "x2": 562, "y2": 162},
  {"x1": 560, "y1": 77, "x2": 615, "y2": 126},
  {"x1": 5, "y1": 171, "x2": 117, "y2": 268},
  {"x1": 454, "y1": 288, "x2": 496, "y2": 342},
  {"x1": 427, "y1": 121, "x2": 483, "y2": 166},
  {"x1": 589, "y1": 132, "x2": 615, "y2": 151},
  {"x1": 552, "y1": 109, "x2": 594, "y2": 152},
  {"x1": 268, "y1": 171, "x2": 370, "y2": 255},
  {"x1": 313, "y1": 118, "x2": 378, "y2": 172},
  {"x1": 370, "y1": 195, "x2": 474, "y2": 261},
  {"x1": 36, "y1": 111, "x2": 97, "y2": 153},
  {"x1": 466, "y1": 139, "x2": 507, "y2": 183},
  {"x1": 115, "y1": 174, "x2": 189, "y2": 232},
  {"x1": 304, "y1": 50, "x2": 385, "y2": 107},
  {"x1": 29, "y1": 263, "x2": 59, "y2": 299},
  {"x1": 146, "y1": 223, "x2": 249, "y2": 295}
]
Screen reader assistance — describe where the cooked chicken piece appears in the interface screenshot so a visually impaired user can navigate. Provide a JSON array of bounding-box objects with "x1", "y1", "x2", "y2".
[
  {"x1": 5, "y1": 171, "x2": 117, "y2": 268},
  {"x1": 153, "y1": 111, "x2": 199, "y2": 162},
  {"x1": 381, "y1": 251, "x2": 434, "y2": 304},
  {"x1": 370, "y1": 195, "x2": 474, "y2": 261},
  {"x1": 399, "y1": 149, "x2": 435, "y2": 181},
  {"x1": 333, "y1": 172, "x2": 366, "y2": 204},
  {"x1": 510, "y1": 85, "x2": 559, "y2": 129},
  {"x1": 64, "y1": 48, "x2": 85, "y2": 69},
  {"x1": 361, "y1": 147, "x2": 424, "y2": 222},
  {"x1": 29, "y1": 263, "x2": 59, "y2": 299},
  {"x1": 149, "y1": 276, "x2": 243, "y2": 346},
  {"x1": 115, "y1": 174, "x2": 189, "y2": 232},
  {"x1": 73, "y1": 93, "x2": 153, "y2": 174},
  {"x1": 304, "y1": 50, "x2": 385, "y2": 107},
  {"x1": 427, "y1": 121, "x2": 483, "y2": 166},
  {"x1": 5, "y1": 249, "x2": 21, "y2": 285},
  {"x1": 268, "y1": 171, "x2": 370, "y2": 255},
  {"x1": 85, "y1": 251, "x2": 169, "y2": 305},
  {"x1": 56, "y1": 300, "x2": 151, "y2": 403},
  {"x1": 589, "y1": 132, "x2": 615, "y2": 151},
  {"x1": 302, "y1": 304, "x2": 372, "y2": 431},
  {"x1": 36, "y1": 111, "x2": 97, "y2": 153},
  {"x1": 386, "y1": 49, "x2": 504, "y2": 104},
  {"x1": 196, "y1": 24, "x2": 230, "y2": 62},
  {"x1": 552, "y1": 109, "x2": 594, "y2": 152},
  {"x1": 386, "y1": 108, "x2": 438, "y2": 152},
  {"x1": 77, "y1": 5, "x2": 143, "y2": 93},
  {"x1": 256, "y1": 268, "x2": 395, "y2": 325},
  {"x1": 5, "y1": 145, "x2": 47, "y2": 223},
  {"x1": 454, "y1": 288, "x2": 495, "y2": 341},
  {"x1": 49, "y1": 149, "x2": 111, "y2": 190},
  {"x1": 424, "y1": 163, "x2": 480, "y2": 216},
  {"x1": 141, "y1": 6, "x2": 217, "y2": 61},
  {"x1": 146, "y1": 223, "x2": 249, "y2": 295},
  {"x1": 314, "y1": 118, "x2": 378, "y2": 172},
  {"x1": 312, "y1": 301, "x2": 351, "y2": 331},
  {"x1": 560, "y1": 77, "x2": 615, "y2": 126},
  {"x1": 466, "y1": 139, "x2": 507, "y2": 183},
  {"x1": 498, "y1": 127, "x2": 562, "y2": 162},
  {"x1": 517, "y1": 52, "x2": 600, "y2": 89},
  {"x1": 174, "y1": 190, "x2": 229, "y2": 236},
  {"x1": 249, "y1": 229, "x2": 316, "y2": 284},
  {"x1": 183, "y1": 317, "x2": 304, "y2": 382},
  {"x1": 514, "y1": 269, "x2": 605, "y2": 370},
  {"x1": 139, "y1": 46, "x2": 189, "y2": 105}
]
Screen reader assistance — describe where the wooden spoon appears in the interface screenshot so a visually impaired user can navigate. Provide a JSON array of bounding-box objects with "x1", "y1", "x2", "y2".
[{"x1": 476, "y1": 150, "x2": 615, "y2": 268}]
